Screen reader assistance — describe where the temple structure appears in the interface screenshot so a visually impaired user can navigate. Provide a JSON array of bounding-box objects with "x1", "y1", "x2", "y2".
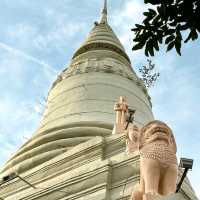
[{"x1": 0, "y1": 1, "x2": 198, "y2": 200}]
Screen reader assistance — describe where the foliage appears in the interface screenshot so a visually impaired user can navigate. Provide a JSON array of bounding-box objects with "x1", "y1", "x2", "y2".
[
  {"x1": 139, "y1": 59, "x2": 160, "y2": 88},
  {"x1": 132, "y1": 0, "x2": 200, "y2": 56}
]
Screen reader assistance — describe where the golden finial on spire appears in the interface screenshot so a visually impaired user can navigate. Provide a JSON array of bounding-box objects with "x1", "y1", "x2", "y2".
[{"x1": 100, "y1": 0, "x2": 108, "y2": 24}]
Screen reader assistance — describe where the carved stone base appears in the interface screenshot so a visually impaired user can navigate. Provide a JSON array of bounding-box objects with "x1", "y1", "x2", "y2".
[
  {"x1": 130, "y1": 190, "x2": 143, "y2": 200},
  {"x1": 143, "y1": 193, "x2": 161, "y2": 200}
]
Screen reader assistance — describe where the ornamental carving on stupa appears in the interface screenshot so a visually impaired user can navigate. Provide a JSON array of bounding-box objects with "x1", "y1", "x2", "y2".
[{"x1": 113, "y1": 97, "x2": 178, "y2": 200}]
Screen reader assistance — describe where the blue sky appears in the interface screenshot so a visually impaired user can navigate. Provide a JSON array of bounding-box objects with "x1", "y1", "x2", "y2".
[{"x1": 0, "y1": 0, "x2": 199, "y2": 197}]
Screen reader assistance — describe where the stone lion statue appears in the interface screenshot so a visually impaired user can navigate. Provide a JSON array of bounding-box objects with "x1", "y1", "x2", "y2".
[{"x1": 130, "y1": 120, "x2": 178, "y2": 200}]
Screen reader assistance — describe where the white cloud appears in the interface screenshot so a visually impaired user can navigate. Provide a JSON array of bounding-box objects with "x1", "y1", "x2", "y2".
[
  {"x1": 0, "y1": 42, "x2": 57, "y2": 74},
  {"x1": 33, "y1": 22, "x2": 85, "y2": 51},
  {"x1": 0, "y1": 97, "x2": 41, "y2": 164},
  {"x1": 0, "y1": 44, "x2": 53, "y2": 166}
]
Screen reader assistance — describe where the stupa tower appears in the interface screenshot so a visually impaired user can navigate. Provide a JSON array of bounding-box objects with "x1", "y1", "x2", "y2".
[{"x1": 0, "y1": 1, "x2": 197, "y2": 200}]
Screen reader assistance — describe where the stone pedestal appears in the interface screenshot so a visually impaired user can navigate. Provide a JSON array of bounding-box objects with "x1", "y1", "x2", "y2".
[
  {"x1": 156, "y1": 194, "x2": 184, "y2": 200},
  {"x1": 144, "y1": 193, "x2": 185, "y2": 200},
  {"x1": 143, "y1": 193, "x2": 161, "y2": 200}
]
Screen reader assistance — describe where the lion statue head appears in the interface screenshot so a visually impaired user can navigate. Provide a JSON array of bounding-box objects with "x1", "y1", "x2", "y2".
[{"x1": 139, "y1": 120, "x2": 177, "y2": 153}]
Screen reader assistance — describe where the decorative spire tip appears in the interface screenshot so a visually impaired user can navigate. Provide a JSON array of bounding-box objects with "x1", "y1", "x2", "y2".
[{"x1": 100, "y1": 0, "x2": 108, "y2": 24}]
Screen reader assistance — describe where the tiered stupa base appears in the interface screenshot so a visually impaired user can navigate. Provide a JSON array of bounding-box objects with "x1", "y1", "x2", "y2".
[{"x1": 0, "y1": 134, "x2": 197, "y2": 200}]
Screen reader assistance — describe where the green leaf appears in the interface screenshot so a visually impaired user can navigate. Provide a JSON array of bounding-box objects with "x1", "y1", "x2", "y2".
[
  {"x1": 169, "y1": 21, "x2": 177, "y2": 27},
  {"x1": 184, "y1": 29, "x2": 198, "y2": 43},
  {"x1": 165, "y1": 28, "x2": 175, "y2": 35},
  {"x1": 175, "y1": 39, "x2": 182, "y2": 56},
  {"x1": 184, "y1": 31, "x2": 193, "y2": 43},
  {"x1": 143, "y1": 12, "x2": 149, "y2": 17},
  {"x1": 146, "y1": 40, "x2": 155, "y2": 56},
  {"x1": 148, "y1": 8, "x2": 157, "y2": 16},
  {"x1": 158, "y1": 34, "x2": 163, "y2": 44},
  {"x1": 196, "y1": 25, "x2": 200, "y2": 33},
  {"x1": 133, "y1": 37, "x2": 141, "y2": 42},
  {"x1": 146, "y1": 0, "x2": 162, "y2": 5},
  {"x1": 152, "y1": 15, "x2": 160, "y2": 25},
  {"x1": 176, "y1": 31, "x2": 182, "y2": 41},
  {"x1": 165, "y1": 35, "x2": 175, "y2": 44},
  {"x1": 191, "y1": 29, "x2": 198, "y2": 40},
  {"x1": 167, "y1": 41, "x2": 175, "y2": 52},
  {"x1": 135, "y1": 24, "x2": 145, "y2": 29},
  {"x1": 132, "y1": 41, "x2": 146, "y2": 51},
  {"x1": 153, "y1": 38, "x2": 159, "y2": 51},
  {"x1": 145, "y1": 46, "x2": 149, "y2": 57},
  {"x1": 149, "y1": 47, "x2": 155, "y2": 56}
]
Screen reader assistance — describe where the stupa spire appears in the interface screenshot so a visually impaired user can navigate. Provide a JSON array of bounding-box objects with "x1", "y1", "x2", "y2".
[{"x1": 100, "y1": 0, "x2": 108, "y2": 24}]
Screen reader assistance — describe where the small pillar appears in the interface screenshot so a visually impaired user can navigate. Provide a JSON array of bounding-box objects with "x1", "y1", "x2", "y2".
[{"x1": 112, "y1": 96, "x2": 128, "y2": 134}]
